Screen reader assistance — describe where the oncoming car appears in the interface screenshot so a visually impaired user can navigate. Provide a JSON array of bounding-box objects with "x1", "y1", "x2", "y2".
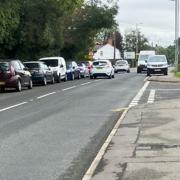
[
  {"x1": 90, "y1": 60, "x2": 114, "y2": 79},
  {"x1": 114, "y1": 60, "x2": 130, "y2": 73},
  {"x1": 147, "y1": 55, "x2": 168, "y2": 76}
]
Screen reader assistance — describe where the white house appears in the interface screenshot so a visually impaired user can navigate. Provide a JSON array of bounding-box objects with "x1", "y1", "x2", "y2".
[{"x1": 93, "y1": 44, "x2": 121, "y2": 60}]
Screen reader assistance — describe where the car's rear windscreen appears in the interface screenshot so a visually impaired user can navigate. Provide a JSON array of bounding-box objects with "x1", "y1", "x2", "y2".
[
  {"x1": 0, "y1": 62, "x2": 9, "y2": 71},
  {"x1": 93, "y1": 61, "x2": 107, "y2": 66},
  {"x1": 40, "y1": 59, "x2": 58, "y2": 67},
  {"x1": 24, "y1": 63, "x2": 39, "y2": 69}
]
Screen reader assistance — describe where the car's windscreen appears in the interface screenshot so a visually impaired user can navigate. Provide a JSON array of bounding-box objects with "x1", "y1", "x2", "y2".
[
  {"x1": 24, "y1": 63, "x2": 39, "y2": 69},
  {"x1": 41, "y1": 59, "x2": 58, "y2": 67},
  {"x1": 0, "y1": 62, "x2": 9, "y2": 71},
  {"x1": 66, "y1": 62, "x2": 72, "y2": 69},
  {"x1": 139, "y1": 55, "x2": 150, "y2": 61},
  {"x1": 78, "y1": 63, "x2": 84, "y2": 67},
  {"x1": 116, "y1": 61, "x2": 127, "y2": 65},
  {"x1": 148, "y1": 56, "x2": 167, "y2": 63},
  {"x1": 93, "y1": 61, "x2": 107, "y2": 66}
]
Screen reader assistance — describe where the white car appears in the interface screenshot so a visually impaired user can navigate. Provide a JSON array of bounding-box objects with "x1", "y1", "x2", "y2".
[
  {"x1": 147, "y1": 55, "x2": 168, "y2": 76},
  {"x1": 39, "y1": 57, "x2": 67, "y2": 82},
  {"x1": 114, "y1": 60, "x2": 130, "y2": 73},
  {"x1": 90, "y1": 60, "x2": 114, "y2": 79}
]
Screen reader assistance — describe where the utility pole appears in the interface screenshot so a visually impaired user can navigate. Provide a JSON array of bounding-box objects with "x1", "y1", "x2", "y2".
[
  {"x1": 136, "y1": 24, "x2": 139, "y2": 61},
  {"x1": 113, "y1": 31, "x2": 116, "y2": 62},
  {"x1": 175, "y1": 0, "x2": 179, "y2": 68}
]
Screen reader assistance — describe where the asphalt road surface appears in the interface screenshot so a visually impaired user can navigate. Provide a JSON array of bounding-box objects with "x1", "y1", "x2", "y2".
[{"x1": 0, "y1": 71, "x2": 146, "y2": 180}]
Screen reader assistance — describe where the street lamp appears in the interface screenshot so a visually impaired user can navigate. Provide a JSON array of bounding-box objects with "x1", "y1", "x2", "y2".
[
  {"x1": 135, "y1": 23, "x2": 143, "y2": 60},
  {"x1": 170, "y1": 0, "x2": 179, "y2": 68}
]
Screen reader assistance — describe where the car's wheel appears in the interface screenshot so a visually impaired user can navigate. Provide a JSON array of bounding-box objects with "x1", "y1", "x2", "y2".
[
  {"x1": 28, "y1": 79, "x2": 33, "y2": 89},
  {"x1": 147, "y1": 69, "x2": 151, "y2": 76},
  {"x1": 16, "y1": 79, "x2": 22, "y2": 92},
  {"x1": 108, "y1": 74, "x2": 112, "y2": 79},
  {"x1": 90, "y1": 75, "x2": 93, "y2": 79},
  {"x1": 94, "y1": 75, "x2": 97, "y2": 79},
  {"x1": 164, "y1": 69, "x2": 168, "y2": 75},
  {"x1": 77, "y1": 73, "x2": 81, "y2": 79},
  {"x1": 51, "y1": 76, "x2": 55, "y2": 84},
  {"x1": 71, "y1": 73, "x2": 75, "y2": 80},
  {"x1": 0, "y1": 86, "x2": 5, "y2": 93},
  {"x1": 42, "y1": 77, "x2": 47, "y2": 86},
  {"x1": 57, "y1": 74, "x2": 61, "y2": 83},
  {"x1": 63, "y1": 74, "x2": 67, "y2": 82},
  {"x1": 112, "y1": 74, "x2": 115, "y2": 78},
  {"x1": 137, "y1": 68, "x2": 141, "y2": 73},
  {"x1": 127, "y1": 69, "x2": 130, "y2": 73}
]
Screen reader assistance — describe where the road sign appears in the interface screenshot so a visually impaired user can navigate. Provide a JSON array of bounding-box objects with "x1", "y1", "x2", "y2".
[{"x1": 124, "y1": 52, "x2": 135, "y2": 59}]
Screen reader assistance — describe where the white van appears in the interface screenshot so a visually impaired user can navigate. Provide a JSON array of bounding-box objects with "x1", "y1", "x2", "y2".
[
  {"x1": 137, "y1": 50, "x2": 155, "y2": 73},
  {"x1": 39, "y1": 57, "x2": 67, "y2": 82}
]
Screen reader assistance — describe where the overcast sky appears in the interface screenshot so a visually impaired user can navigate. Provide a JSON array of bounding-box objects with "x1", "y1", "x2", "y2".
[{"x1": 116, "y1": 0, "x2": 175, "y2": 47}]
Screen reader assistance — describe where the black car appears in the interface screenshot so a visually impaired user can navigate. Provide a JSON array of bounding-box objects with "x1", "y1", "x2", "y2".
[
  {"x1": 0, "y1": 60, "x2": 33, "y2": 92},
  {"x1": 24, "y1": 61, "x2": 54, "y2": 85},
  {"x1": 66, "y1": 61, "x2": 81, "y2": 80}
]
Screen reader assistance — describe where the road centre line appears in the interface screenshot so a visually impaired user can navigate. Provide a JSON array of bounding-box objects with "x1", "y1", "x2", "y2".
[
  {"x1": 147, "y1": 89, "x2": 156, "y2": 104},
  {"x1": 0, "y1": 102, "x2": 28, "y2": 112},
  {"x1": 62, "y1": 86, "x2": 76, "y2": 91},
  {"x1": 155, "y1": 89, "x2": 180, "y2": 91},
  {"x1": 80, "y1": 82, "x2": 91, "y2": 86},
  {"x1": 129, "y1": 81, "x2": 150, "y2": 107},
  {"x1": 37, "y1": 92, "x2": 56, "y2": 99}
]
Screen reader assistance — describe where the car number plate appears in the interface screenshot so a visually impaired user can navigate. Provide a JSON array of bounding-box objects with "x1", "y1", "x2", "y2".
[
  {"x1": 154, "y1": 69, "x2": 161, "y2": 72},
  {"x1": 0, "y1": 81, "x2": 5, "y2": 85}
]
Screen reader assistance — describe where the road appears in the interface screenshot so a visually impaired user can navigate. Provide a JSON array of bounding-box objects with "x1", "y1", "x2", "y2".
[{"x1": 0, "y1": 71, "x2": 146, "y2": 180}]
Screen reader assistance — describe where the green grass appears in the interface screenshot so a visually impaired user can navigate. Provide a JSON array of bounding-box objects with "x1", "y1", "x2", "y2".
[{"x1": 175, "y1": 72, "x2": 180, "y2": 78}]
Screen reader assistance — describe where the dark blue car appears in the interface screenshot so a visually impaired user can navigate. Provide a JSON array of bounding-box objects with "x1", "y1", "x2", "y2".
[{"x1": 66, "y1": 61, "x2": 81, "y2": 80}]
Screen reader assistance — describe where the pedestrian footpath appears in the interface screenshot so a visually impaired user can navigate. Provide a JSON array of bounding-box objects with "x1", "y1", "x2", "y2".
[{"x1": 91, "y1": 73, "x2": 180, "y2": 180}]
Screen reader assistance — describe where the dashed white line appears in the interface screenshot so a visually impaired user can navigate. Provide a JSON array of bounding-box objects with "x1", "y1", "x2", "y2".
[
  {"x1": 37, "y1": 92, "x2": 56, "y2": 99},
  {"x1": 62, "y1": 86, "x2": 76, "y2": 91},
  {"x1": 94, "y1": 79, "x2": 102, "y2": 82},
  {"x1": 129, "y1": 81, "x2": 150, "y2": 107},
  {"x1": 0, "y1": 102, "x2": 28, "y2": 112},
  {"x1": 147, "y1": 89, "x2": 156, "y2": 104},
  {"x1": 80, "y1": 82, "x2": 91, "y2": 86}
]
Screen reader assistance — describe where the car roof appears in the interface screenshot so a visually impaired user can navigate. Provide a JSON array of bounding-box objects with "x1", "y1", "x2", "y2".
[{"x1": 24, "y1": 61, "x2": 43, "y2": 64}]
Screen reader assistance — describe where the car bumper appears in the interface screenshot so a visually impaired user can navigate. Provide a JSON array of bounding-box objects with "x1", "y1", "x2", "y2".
[
  {"x1": 147, "y1": 67, "x2": 167, "y2": 74},
  {"x1": 138, "y1": 65, "x2": 147, "y2": 71},
  {"x1": 0, "y1": 78, "x2": 17, "y2": 88},
  {"x1": 31, "y1": 76, "x2": 44, "y2": 83}
]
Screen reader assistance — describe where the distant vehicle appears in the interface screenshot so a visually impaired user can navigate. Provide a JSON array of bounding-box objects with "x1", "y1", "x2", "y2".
[
  {"x1": 24, "y1": 61, "x2": 54, "y2": 85},
  {"x1": 0, "y1": 60, "x2": 32, "y2": 92},
  {"x1": 77, "y1": 63, "x2": 89, "y2": 78},
  {"x1": 137, "y1": 50, "x2": 155, "y2": 73},
  {"x1": 80, "y1": 61, "x2": 93, "y2": 73},
  {"x1": 114, "y1": 60, "x2": 130, "y2": 73},
  {"x1": 39, "y1": 57, "x2": 67, "y2": 82},
  {"x1": 66, "y1": 61, "x2": 81, "y2": 80},
  {"x1": 90, "y1": 60, "x2": 115, "y2": 79},
  {"x1": 147, "y1": 55, "x2": 168, "y2": 76}
]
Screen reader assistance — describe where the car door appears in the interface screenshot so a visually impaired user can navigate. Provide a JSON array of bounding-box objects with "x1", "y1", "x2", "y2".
[
  {"x1": 11, "y1": 61, "x2": 27, "y2": 86},
  {"x1": 73, "y1": 61, "x2": 79, "y2": 78},
  {"x1": 43, "y1": 63, "x2": 52, "y2": 81}
]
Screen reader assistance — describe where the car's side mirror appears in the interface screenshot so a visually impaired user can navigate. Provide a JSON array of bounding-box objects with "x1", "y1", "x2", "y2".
[
  {"x1": 60, "y1": 64, "x2": 64, "y2": 68},
  {"x1": 24, "y1": 67, "x2": 29, "y2": 71},
  {"x1": 73, "y1": 66, "x2": 75, "y2": 69}
]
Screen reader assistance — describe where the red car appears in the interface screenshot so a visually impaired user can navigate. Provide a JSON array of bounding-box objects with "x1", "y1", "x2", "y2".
[{"x1": 0, "y1": 60, "x2": 33, "y2": 92}]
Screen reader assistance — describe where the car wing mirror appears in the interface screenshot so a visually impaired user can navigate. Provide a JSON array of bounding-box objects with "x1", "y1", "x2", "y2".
[{"x1": 60, "y1": 64, "x2": 64, "y2": 68}]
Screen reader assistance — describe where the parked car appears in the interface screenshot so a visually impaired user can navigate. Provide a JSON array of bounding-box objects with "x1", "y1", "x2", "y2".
[
  {"x1": 137, "y1": 50, "x2": 155, "y2": 73},
  {"x1": 77, "y1": 63, "x2": 89, "y2": 78},
  {"x1": 80, "y1": 61, "x2": 93, "y2": 73},
  {"x1": 39, "y1": 57, "x2": 67, "y2": 82},
  {"x1": 90, "y1": 60, "x2": 115, "y2": 79},
  {"x1": 66, "y1": 61, "x2": 81, "y2": 80},
  {"x1": 24, "y1": 61, "x2": 54, "y2": 85},
  {"x1": 147, "y1": 55, "x2": 168, "y2": 76},
  {"x1": 0, "y1": 60, "x2": 32, "y2": 92},
  {"x1": 114, "y1": 60, "x2": 130, "y2": 73}
]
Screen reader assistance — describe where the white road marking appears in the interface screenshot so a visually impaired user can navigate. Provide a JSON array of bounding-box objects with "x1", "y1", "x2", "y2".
[
  {"x1": 147, "y1": 89, "x2": 156, "y2": 104},
  {"x1": 62, "y1": 86, "x2": 76, "y2": 91},
  {"x1": 80, "y1": 82, "x2": 91, "y2": 86},
  {"x1": 0, "y1": 102, "x2": 28, "y2": 112},
  {"x1": 94, "y1": 79, "x2": 102, "y2": 82},
  {"x1": 37, "y1": 92, "x2": 56, "y2": 99},
  {"x1": 129, "y1": 81, "x2": 150, "y2": 107},
  {"x1": 82, "y1": 108, "x2": 129, "y2": 180}
]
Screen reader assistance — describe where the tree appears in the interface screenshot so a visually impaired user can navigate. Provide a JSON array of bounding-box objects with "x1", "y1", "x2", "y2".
[{"x1": 124, "y1": 29, "x2": 152, "y2": 53}]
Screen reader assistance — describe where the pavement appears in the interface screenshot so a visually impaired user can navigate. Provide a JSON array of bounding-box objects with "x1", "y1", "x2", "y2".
[{"x1": 91, "y1": 72, "x2": 180, "y2": 180}]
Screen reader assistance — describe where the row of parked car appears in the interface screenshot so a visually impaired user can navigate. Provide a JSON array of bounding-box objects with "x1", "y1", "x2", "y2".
[{"x1": 0, "y1": 57, "x2": 130, "y2": 92}]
